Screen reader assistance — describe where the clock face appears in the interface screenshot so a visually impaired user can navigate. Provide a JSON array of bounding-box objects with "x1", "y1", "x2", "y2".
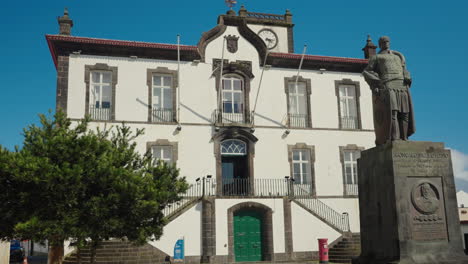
[{"x1": 258, "y1": 29, "x2": 278, "y2": 50}]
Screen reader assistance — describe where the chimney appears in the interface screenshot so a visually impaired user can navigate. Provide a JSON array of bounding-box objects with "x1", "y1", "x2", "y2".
[
  {"x1": 362, "y1": 35, "x2": 377, "y2": 59},
  {"x1": 58, "y1": 8, "x2": 73, "y2": 35},
  {"x1": 284, "y1": 9, "x2": 293, "y2": 24},
  {"x1": 238, "y1": 5, "x2": 247, "y2": 17}
]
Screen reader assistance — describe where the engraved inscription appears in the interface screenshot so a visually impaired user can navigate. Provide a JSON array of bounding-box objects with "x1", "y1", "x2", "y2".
[
  {"x1": 393, "y1": 152, "x2": 450, "y2": 176},
  {"x1": 408, "y1": 178, "x2": 448, "y2": 241}
]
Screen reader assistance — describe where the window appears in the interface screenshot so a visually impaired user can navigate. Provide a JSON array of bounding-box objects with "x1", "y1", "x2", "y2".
[
  {"x1": 288, "y1": 82, "x2": 308, "y2": 127},
  {"x1": 90, "y1": 71, "x2": 112, "y2": 120},
  {"x1": 222, "y1": 76, "x2": 244, "y2": 123},
  {"x1": 335, "y1": 79, "x2": 362, "y2": 129},
  {"x1": 147, "y1": 139, "x2": 178, "y2": 165},
  {"x1": 292, "y1": 149, "x2": 311, "y2": 184},
  {"x1": 340, "y1": 145, "x2": 363, "y2": 196},
  {"x1": 85, "y1": 63, "x2": 117, "y2": 121},
  {"x1": 339, "y1": 85, "x2": 358, "y2": 129},
  {"x1": 284, "y1": 76, "x2": 311, "y2": 128},
  {"x1": 343, "y1": 150, "x2": 360, "y2": 185},
  {"x1": 287, "y1": 143, "x2": 315, "y2": 196},
  {"x1": 147, "y1": 67, "x2": 177, "y2": 123},
  {"x1": 152, "y1": 74, "x2": 173, "y2": 122},
  {"x1": 221, "y1": 140, "x2": 247, "y2": 156},
  {"x1": 152, "y1": 145, "x2": 173, "y2": 164}
]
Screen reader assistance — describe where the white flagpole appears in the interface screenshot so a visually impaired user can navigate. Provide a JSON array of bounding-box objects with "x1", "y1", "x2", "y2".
[
  {"x1": 217, "y1": 37, "x2": 227, "y2": 120},
  {"x1": 177, "y1": 34, "x2": 181, "y2": 125},
  {"x1": 295, "y1": 45, "x2": 307, "y2": 86},
  {"x1": 252, "y1": 50, "x2": 270, "y2": 116}
]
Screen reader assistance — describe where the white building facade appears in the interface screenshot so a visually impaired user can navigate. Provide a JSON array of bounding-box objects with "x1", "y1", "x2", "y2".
[{"x1": 48, "y1": 7, "x2": 376, "y2": 263}]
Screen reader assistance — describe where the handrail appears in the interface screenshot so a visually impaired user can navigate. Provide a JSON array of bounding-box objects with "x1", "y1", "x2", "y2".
[{"x1": 163, "y1": 177, "x2": 351, "y2": 233}]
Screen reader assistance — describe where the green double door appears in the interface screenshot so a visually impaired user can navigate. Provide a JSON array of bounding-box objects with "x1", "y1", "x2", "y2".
[{"x1": 233, "y1": 210, "x2": 263, "y2": 262}]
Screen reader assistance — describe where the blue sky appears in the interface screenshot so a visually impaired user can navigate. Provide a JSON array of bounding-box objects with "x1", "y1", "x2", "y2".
[{"x1": 0, "y1": 0, "x2": 467, "y2": 188}]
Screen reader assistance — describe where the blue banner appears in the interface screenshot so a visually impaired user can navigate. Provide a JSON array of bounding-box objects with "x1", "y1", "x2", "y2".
[{"x1": 173, "y1": 238, "x2": 184, "y2": 260}]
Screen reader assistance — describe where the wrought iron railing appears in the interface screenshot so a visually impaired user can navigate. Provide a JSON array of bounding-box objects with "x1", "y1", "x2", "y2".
[
  {"x1": 287, "y1": 113, "x2": 310, "y2": 128},
  {"x1": 89, "y1": 106, "x2": 111, "y2": 121},
  {"x1": 212, "y1": 110, "x2": 251, "y2": 125},
  {"x1": 294, "y1": 186, "x2": 350, "y2": 232},
  {"x1": 246, "y1": 12, "x2": 285, "y2": 21},
  {"x1": 163, "y1": 177, "x2": 351, "y2": 233},
  {"x1": 152, "y1": 108, "x2": 174, "y2": 123},
  {"x1": 344, "y1": 184, "x2": 358, "y2": 196},
  {"x1": 341, "y1": 116, "x2": 359, "y2": 129}
]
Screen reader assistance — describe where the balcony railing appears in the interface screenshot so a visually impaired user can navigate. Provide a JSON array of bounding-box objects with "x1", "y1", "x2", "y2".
[
  {"x1": 212, "y1": 110, "x2": 251, "y2": 125},
  {"x1": 89, "y1": 106, "x2": 111, "y2": 121},
  {"x1": 163, "y1": 177, "x2": 351, "y2": 232},
  {"x1": 152, "y1": 108, "x2": 174, "y2": 123},
  {"x1": 341, "y1": 116, "x2": 359, "y2": 129},
  {"x1": 344, "y1": 184, "x2": 358, "y2": 196},
  {"x1": 287, "y1": 113, "x2": 310, "y2": 128}
]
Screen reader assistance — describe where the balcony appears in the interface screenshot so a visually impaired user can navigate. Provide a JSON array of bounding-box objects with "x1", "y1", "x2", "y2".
[
  {"x1": 212, "y1": 110, "x2": 252, "y2": 126},
  {"x1": 344, "y1": 184, "x2": 358, "y2": 196},
  {"x1": 341, "y1": 116, "x2": 359, "y2": 129},
  {"x1": 152, "y1": 108, "x2": 174, "y2": 123},
  {"x1": 287, "y1": 113, "x2": 310, "y2": 128},
  {"x1": 89, "y1": 106, "x2": 111, "y2": 121}
]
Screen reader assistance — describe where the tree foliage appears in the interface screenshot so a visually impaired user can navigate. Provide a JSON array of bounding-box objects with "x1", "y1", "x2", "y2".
[{"x1": 0, "y1": 111, "x2": 188, "y2": 263}]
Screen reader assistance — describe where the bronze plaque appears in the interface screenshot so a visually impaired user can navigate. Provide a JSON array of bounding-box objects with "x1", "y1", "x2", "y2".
[{"x1": 408, "y1": 177, "x2": 448, "y2": 241}]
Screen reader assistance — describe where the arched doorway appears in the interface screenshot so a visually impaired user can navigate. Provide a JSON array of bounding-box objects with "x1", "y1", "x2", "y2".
[
  {"x1": 221, "y1": 139, "x2": 248, "y2": 196},
  {"x1": 213, "y1": 127, "x2": 258, "y2": 196},
  {"x1": 228, "y1": 202, "x2": 273, "y2": 262}
]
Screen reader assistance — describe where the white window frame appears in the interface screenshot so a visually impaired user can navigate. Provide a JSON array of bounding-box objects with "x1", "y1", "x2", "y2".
[
  {"x1": 292, "y1": 149, "x2": 311, "y2": 185},
  {"x1": 222, "y1": 76, "x2": 244, "y2": 114},
  {"x1": 152, "y1": 145, "x2": 173, "y2": 164},
  {"x1": 339, "y1": 85, "x2": 358, "y2": 129},
  {"x1": 343, "y1": 150, "x2": 360, "y2": 185},
  {"x1": 152, "y1": 74, "x2": 173, "y2": 111},
  {"x1": 90, "y1": 71, "x2": 112, "y2": 109},
  {"x1": 288, "y1": 82, "x2": 307, "y2": 115}
]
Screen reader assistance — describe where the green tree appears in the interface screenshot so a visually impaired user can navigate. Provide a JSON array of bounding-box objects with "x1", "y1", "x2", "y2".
[{"x1": 0, "y1": 111, "x2": 188, "y2": 264}]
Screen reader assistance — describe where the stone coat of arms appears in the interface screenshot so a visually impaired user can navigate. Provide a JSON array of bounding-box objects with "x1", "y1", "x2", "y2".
[{"x1": 226, "y1": 35, "x2": 240, "y2": 53}]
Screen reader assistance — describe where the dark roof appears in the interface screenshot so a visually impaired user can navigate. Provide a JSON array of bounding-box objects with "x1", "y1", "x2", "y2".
[{"x1": 46, "y1": 34, "x2": 368, "y2": 72}]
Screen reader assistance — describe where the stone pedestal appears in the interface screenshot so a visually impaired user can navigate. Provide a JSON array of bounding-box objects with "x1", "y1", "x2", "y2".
[{"x1": 353, "y1": 141, "x2": 468, "y2": 264}]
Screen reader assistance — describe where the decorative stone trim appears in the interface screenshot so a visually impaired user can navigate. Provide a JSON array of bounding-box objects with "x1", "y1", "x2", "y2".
[
  {"x1": 146, "y1": 139, "x2": 179, "y2": 163},
  {"x1": 56, "y1": 55, "x2": 70, "y2": 113},
  {"x1": 339, "y1": 144, "x2": 365, "y2": 196},
  {"x1": 197, "y1": 24, "x2": 227, "y2": 63},
  {"x1": 213, "y1": 59, "x2": 254, "y2": 125},
  {"x1": 213, "y1": 128, "x2": 258, "y2": 196},
  {"x1": 287, "y1": 27, "x2": 295, "y2": 53},
  {"x1": 84, "y1": 63, "x2": 118, "y2": 121},
  {"x1": 284, "y1": 76, "x2": 312, "y2": 128},
  {"x1": 227, "y1": 202, "x2": 274, "y2": 262},
  {"x1": 146, "y1": 67, "x2": 178, "y2": 123},
  {"x1": 287, "y1": 143, "x2": 316, "y2": 195},
  {"x1": 334, "y1": 79, "x2": 362, "y2": 130},
  {"x1": 283, "y1": 198, "x2": 293, "y2": 259},
  {"x1": 201, "y1": 198, "x2": 216, "y2": 263}
]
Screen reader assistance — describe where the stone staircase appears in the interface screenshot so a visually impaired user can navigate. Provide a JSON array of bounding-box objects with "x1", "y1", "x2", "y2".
[
  {"x1": 328, "y1": 233, "x2": 361, "y2": 264},
  {"x1": 63, "y1": 240, "x2": 171, "y2": 264}
]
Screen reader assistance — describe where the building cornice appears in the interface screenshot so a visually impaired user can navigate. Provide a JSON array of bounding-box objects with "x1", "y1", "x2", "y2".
[{"x1": 46, "y1": 34, "x2": 368, "y2": 73}]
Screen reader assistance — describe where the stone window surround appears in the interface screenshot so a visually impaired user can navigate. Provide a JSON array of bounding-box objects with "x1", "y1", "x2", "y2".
[
  {"x1": 146, "y1": 139, "x2": 178, "y2": 163},
  {"x1": 84, "y1": 63, "x2": 118, "y2": 121},
  {"x1": 147, "y1": 67, "x2": 178, "y2": 123},
  {"x1": 213, "y1": 128, "x2": 258, "y2": 196},
  {"x1": 284, "y1": 76, "x2": 312, "y2": 128},
  {"x1": 227, "y1": 202, "x2": 274, "y2": 262},
  {"x1": 213, "y1": 59, "x2": 254, "y2": 125},
  {"x1": 334, "y1": 78, "x2": 362, "y2": 130},
  {"x1": 339, "y1": 144, "x2": 365, "y2": 196},
  {"x1": 287, "y1": 143, "x2": 316, "y2": 196}
]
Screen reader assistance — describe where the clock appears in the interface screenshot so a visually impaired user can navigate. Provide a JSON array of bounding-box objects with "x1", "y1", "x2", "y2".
[{"x1": 258, "y1": 29, "x2": 278, "y2": 50}]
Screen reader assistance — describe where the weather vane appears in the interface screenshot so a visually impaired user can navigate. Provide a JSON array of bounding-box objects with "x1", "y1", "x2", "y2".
[{"x1": 225, "y1": 0, "x2": 237, "y2": 10}]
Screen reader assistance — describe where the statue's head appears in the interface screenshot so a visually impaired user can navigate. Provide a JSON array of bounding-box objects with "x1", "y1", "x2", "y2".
[{"x1": 379, "y1": 36, "x2": 390, "y2": 50}]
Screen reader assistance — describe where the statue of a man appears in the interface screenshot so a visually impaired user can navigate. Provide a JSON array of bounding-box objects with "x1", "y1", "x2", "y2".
[{"x1": 363, "y1": 36, "x2": 415, "y2": 145}]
